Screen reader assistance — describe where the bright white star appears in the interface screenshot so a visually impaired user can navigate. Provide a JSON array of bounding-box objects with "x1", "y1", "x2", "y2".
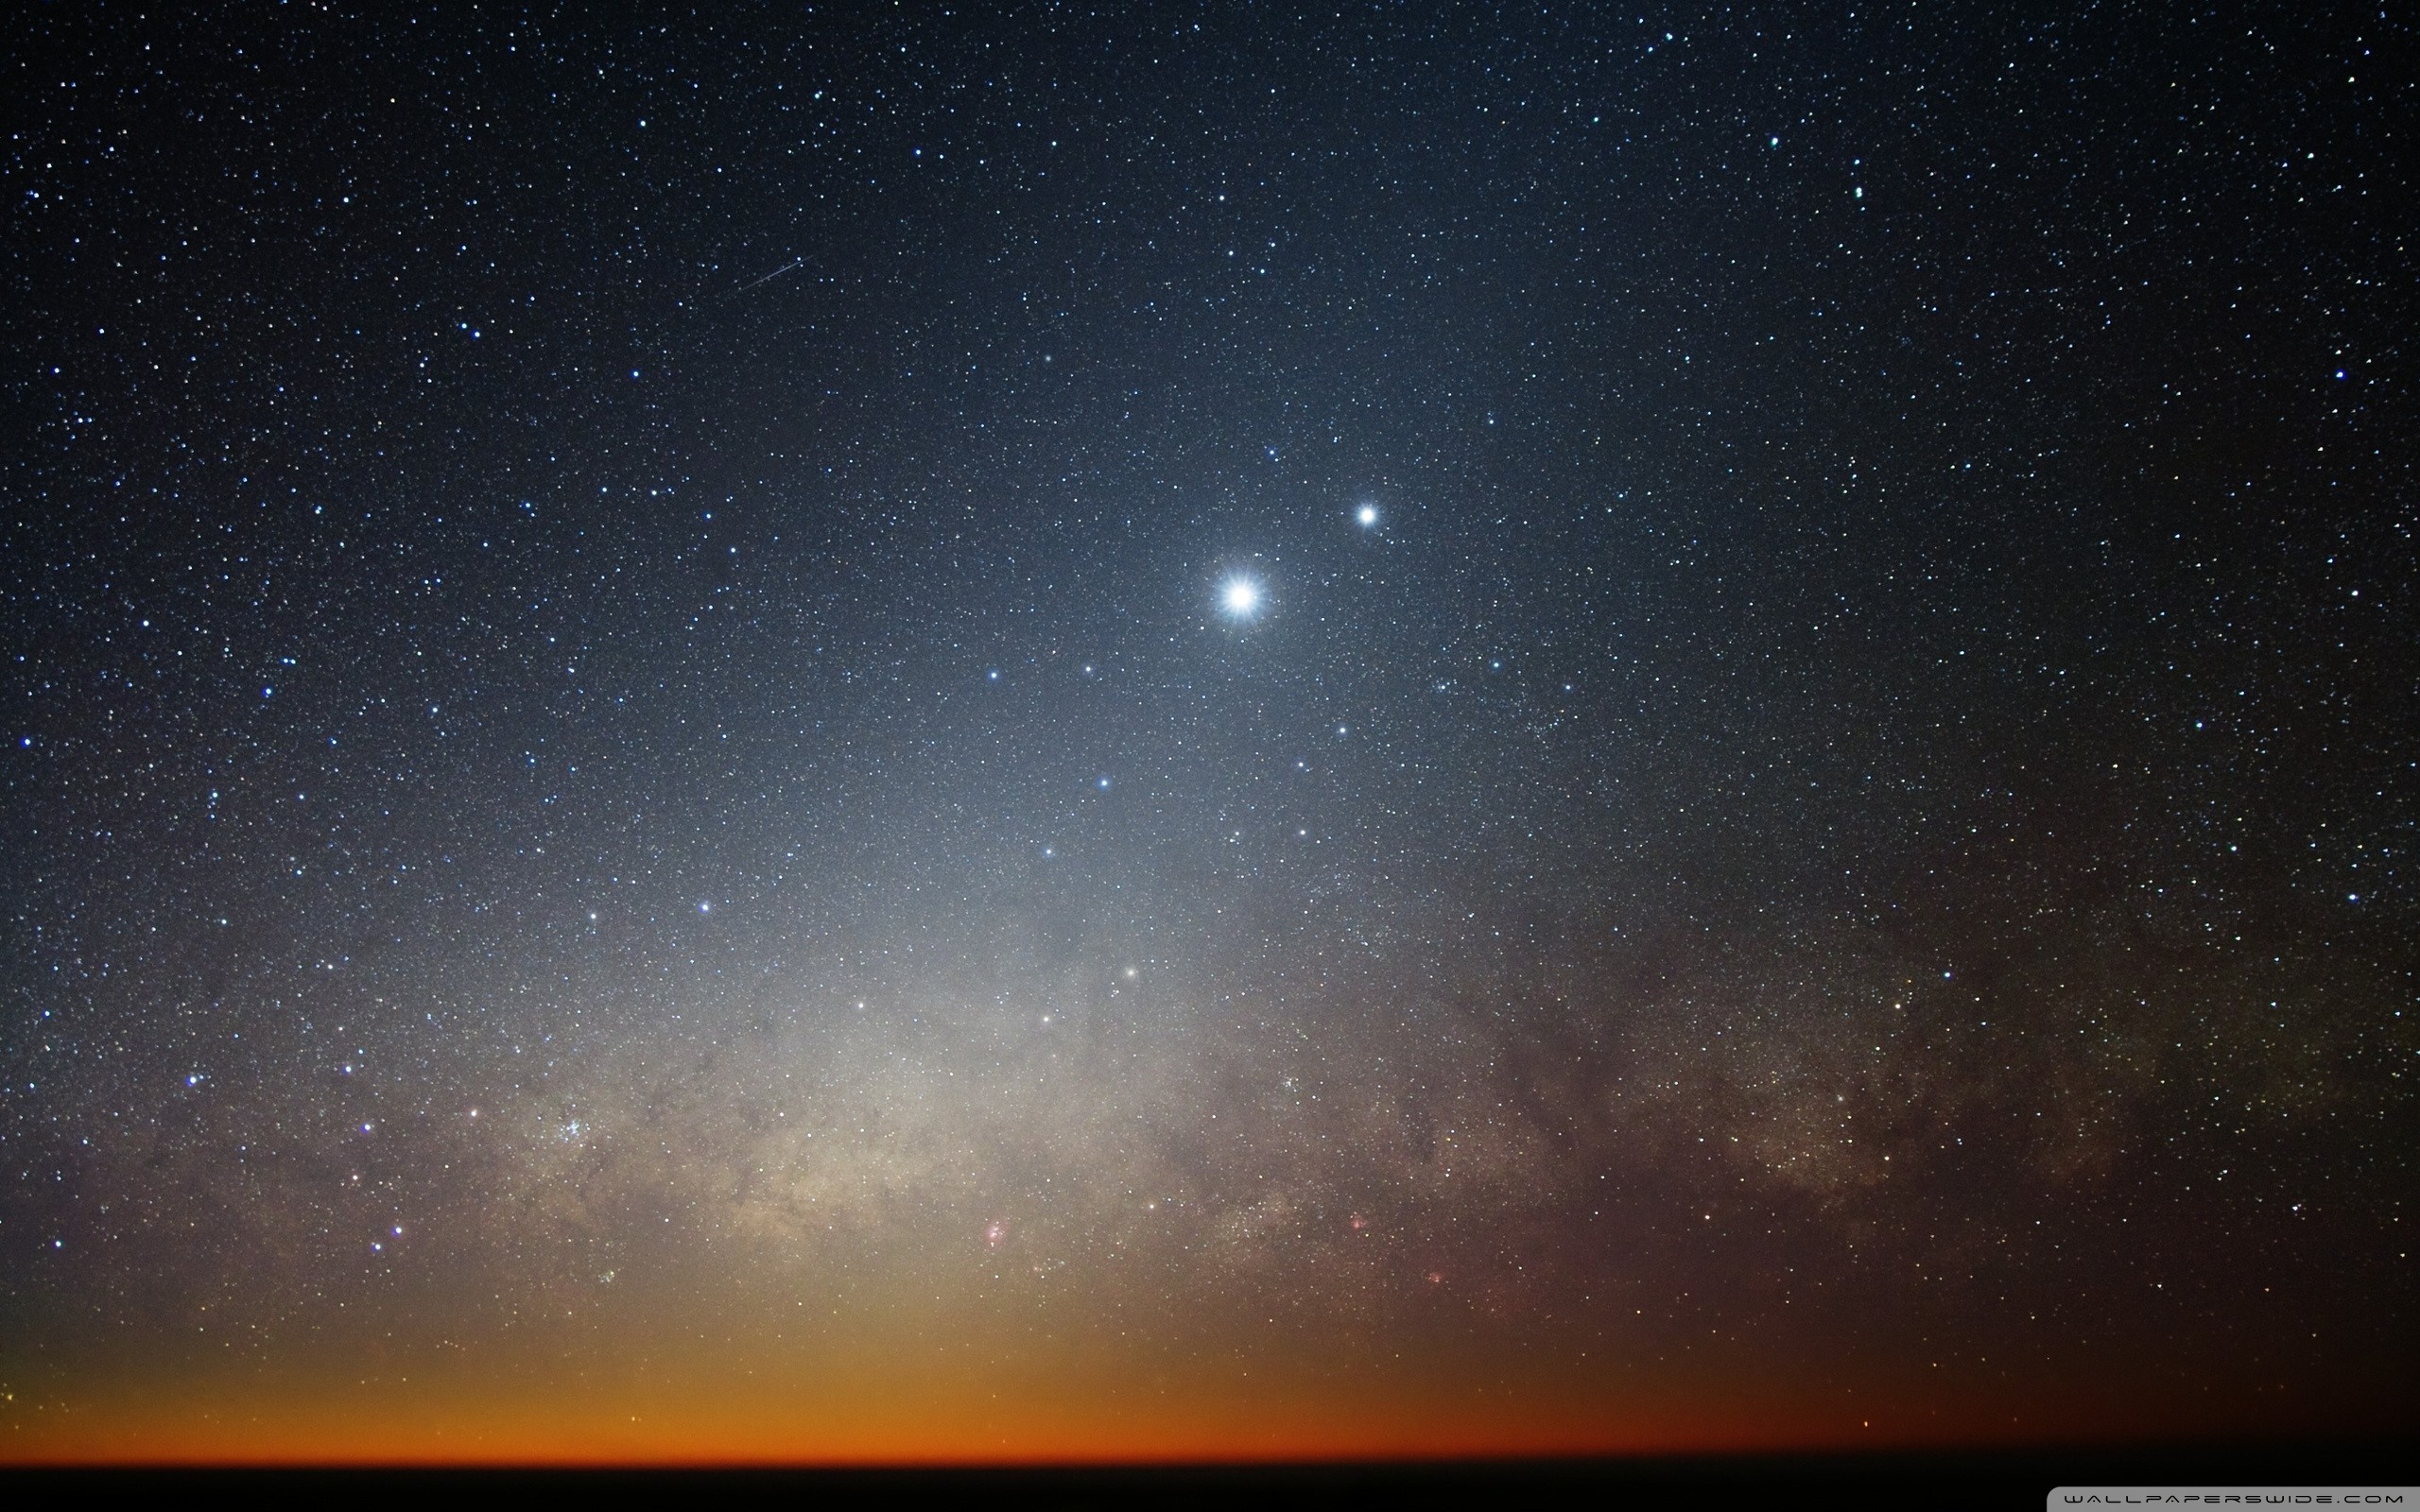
[
  {"x1": 1357, "y1": 505, "x2": 1379, "y2": 526},
  {"x1": 1220, "y1": 576, "x2": 1263, "y2": 616}
]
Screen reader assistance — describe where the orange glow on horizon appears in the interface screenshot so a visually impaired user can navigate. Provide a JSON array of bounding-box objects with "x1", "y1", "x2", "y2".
[{"x1": 0, "y1": 1344, "x2": 2300, "y2": 1468}]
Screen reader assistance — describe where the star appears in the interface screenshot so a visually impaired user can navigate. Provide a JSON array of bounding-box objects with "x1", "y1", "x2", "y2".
[
  {"x1": 1357, "y1": 504, "x2": 1379, "y2": 526},
  {"x1": 1220, "y1": 576, "x2": 1263, "y2": 617}
]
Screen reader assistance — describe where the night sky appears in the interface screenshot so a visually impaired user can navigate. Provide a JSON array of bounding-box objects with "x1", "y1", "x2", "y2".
[{"x1": 4, "y1": 3, "x2": 2414, "y2": 1463}]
